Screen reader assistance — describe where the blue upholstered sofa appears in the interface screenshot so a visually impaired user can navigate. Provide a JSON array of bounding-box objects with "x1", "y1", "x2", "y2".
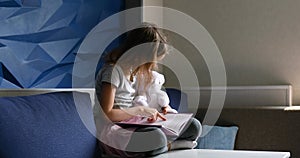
[
  {"x1": 0, "y1": 91, "x2": 101, "y2": 158},
  {"x1": 0, "y1": 89, "x2": 238, "y2": 158}
]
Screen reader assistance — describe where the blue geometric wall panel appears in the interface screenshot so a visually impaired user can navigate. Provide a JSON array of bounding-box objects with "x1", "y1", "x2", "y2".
[{"x1": 0, "y1": 0, "x2": 124, "y2": 88}]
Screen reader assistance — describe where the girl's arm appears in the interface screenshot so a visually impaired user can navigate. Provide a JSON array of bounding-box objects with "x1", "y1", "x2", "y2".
[
  {"x1": 99, "y1": 82, "x2": 133, "y2": 122},
  {"x1": 99, "y1": 82, "x2": 166, "y2": 122}
]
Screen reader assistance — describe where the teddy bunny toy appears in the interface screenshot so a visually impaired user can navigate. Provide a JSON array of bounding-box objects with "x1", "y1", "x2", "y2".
[{"x1": 133, "y1": 71, "x2": 178, "y2": 114}]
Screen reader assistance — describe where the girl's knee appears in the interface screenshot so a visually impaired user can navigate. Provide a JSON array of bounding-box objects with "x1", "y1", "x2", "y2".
[
  {"x1": 190, "y1": 118, "x2": 202, "y2": 139},
  {"x1": 179, "y1": 118, "x2": 202, "y2": 141}
]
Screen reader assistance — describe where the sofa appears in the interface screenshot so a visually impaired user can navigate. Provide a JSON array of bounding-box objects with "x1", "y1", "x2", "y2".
[
  {"x1": 0, "y1": 90, "x2": 101, "y2": 158},
  {"x1": 0, "y1": 89, "x2": 240, "y2": 158}
]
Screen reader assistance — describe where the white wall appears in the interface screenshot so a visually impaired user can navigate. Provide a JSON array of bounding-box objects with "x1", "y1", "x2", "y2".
[
  {"x1": 142, "y1": 0, "x2": 163, "y2": 24},
  {"x1": 162, "y1": 0, "x2": 300, "y2": 104}
]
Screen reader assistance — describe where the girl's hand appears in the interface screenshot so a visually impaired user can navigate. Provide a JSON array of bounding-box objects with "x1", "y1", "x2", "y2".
[
  {"x1": 162, "y1": 105, "x2": 178, "y2": 115},
  {"x1": 139, "y1": 106, "x2": 166, "y2": 123},
  {"x1": 147, "y1": 111, "x2": 167, "y2": 123},
  {"x1": 122, "y1": 106, "x2": 166, "y2": 122}
]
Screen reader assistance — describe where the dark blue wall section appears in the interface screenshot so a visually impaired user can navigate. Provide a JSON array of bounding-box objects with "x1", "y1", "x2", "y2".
[{"x1": 0, "y1": 0, "x2": 124, "y2": 88}]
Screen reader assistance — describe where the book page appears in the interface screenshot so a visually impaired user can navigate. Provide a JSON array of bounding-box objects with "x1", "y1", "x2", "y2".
[
  {"x1": 155, "y1": 113, "x2": 193, "y2": 135},
  {"x1": 116, "y1": 113, "x2": 193, "y2": 136}
]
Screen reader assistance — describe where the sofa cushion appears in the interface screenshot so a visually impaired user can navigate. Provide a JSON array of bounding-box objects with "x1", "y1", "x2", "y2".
[
  {"x1": 166, "y1": 88, "x2": 188, "y2": 112},
  {"x1": 196, "y1": 125, "x2": 239, "y2": 150},
  {"x1": 0, "y1": 91, "x2": 100, "y2": 158}
]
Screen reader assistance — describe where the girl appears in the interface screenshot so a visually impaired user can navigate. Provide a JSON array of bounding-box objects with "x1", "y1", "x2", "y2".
[{"x1": 94, "y1": 22, "x2": 201, "y2": 157}]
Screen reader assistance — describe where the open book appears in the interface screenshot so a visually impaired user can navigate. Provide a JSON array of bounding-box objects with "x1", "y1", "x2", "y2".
[{"x1": 115, "y1": 113, "x2": 193, "y2": 137}]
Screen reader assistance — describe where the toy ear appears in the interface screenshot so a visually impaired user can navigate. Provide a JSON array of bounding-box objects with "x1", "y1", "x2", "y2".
[
  {"x1": 160, "y1": 74, "x2": 165, "y2": 85},
  {"x1": 156, "y1": 73, "x2": 165, "y2": 85},
  {"x1": 152, "y1": 71, "x2": 165, "y2": 85}
]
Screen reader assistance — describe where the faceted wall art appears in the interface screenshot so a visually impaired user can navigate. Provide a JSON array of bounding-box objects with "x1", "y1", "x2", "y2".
[{"x1": 0, "y1": 0, "x2": 124, "y2": 88}]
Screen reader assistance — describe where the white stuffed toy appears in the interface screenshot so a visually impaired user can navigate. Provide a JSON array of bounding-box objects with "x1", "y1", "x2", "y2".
[{"x1": 133, "y1": 71, "x2": 178, "y2": 114}]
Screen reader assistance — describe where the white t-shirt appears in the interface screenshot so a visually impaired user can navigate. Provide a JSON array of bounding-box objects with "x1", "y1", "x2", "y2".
[
  {"x1": 93, "y1": 65, "x2": 137, "y2": 151},
  {"x1": 95, "y1": 64, "x2": 136, "y2": 109}
]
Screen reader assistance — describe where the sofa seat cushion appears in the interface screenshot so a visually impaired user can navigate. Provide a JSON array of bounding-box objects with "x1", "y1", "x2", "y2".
[{"x1": 0, "y1": 91, "x2": 99, "y2": 158}]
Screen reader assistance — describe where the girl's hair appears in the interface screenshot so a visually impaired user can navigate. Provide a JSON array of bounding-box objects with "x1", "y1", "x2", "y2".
[{"x1": 104, "y1": 22, "x2": 168, "y2": 90}]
